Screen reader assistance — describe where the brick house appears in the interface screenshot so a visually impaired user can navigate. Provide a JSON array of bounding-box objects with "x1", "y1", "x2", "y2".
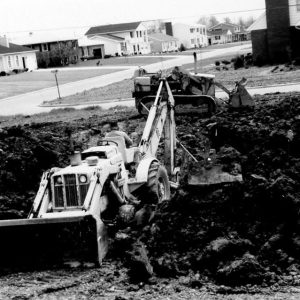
[
  {"x1": 248, "y1": 0, "x2": 300, "y2": 63},
  {"x1": 85, "y1": 22, "x2": 151, "y2": 56}
]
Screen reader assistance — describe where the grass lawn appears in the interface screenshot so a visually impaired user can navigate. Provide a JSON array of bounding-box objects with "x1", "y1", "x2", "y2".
[
  {"x1": 43, "y1": 62, "x2": 300, "y2": 108},
  {"x1": 42, "y1": 79, "x2": 133, "y2": 107},
  {"x1": 181, "y1": 53, "x2": 300, "y2": 89},
  {"x1": 0, "y1": 68, "x2": 123, "y2": 99}
]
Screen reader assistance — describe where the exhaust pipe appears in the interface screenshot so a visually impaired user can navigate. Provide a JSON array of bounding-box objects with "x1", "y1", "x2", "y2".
[{"x1": 70, "y1": 151, "x2": 81, "y2": 166}]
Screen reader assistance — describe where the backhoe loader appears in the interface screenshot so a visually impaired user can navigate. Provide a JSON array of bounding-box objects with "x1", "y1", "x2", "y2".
[{"x1": 0, "y1": 78, "x2": 242, "y2": 271}]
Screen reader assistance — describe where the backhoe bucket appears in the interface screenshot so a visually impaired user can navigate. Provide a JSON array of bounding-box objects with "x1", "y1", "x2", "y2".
[
  {"x1": 229, "y1": 83, "x2": 254, "y2": 108},
  {"x1": 188, "y1": 163, "x2": 243, "y2": 186},
  {"x1": 0, "y1": 214, "x2": 107, "y2": 273}
]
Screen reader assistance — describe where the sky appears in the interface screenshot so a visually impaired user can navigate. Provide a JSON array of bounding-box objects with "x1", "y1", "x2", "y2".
[{"x1": 1, "y1": 0, "x2": 266, "y2": 35}]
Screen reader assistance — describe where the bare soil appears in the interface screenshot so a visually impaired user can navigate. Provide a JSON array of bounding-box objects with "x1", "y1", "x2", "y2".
[{"x1": 0, "y1": 92, "x2": 300, "y2": 298}]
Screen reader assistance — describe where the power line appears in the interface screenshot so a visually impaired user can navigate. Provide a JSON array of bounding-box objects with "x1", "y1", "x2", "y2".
[{"x1": 2, "y1": 4, "x2": 298, "y2": 35}]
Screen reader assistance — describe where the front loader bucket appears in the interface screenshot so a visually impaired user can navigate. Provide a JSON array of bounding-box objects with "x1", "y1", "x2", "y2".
[{"x1": 0, "y1": 215, "x2": 107, "y2": 273}]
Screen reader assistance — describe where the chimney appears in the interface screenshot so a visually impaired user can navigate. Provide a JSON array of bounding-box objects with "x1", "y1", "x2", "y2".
[
  {"x1": 165, "y1": 22, "x2": 173, "y2": 36},
  {"x1": 0, "y1": 36, "x2": 9, "y2": 48},
  {"x1": 265, "y1": 0, "x2": 291, "y2": 63}
]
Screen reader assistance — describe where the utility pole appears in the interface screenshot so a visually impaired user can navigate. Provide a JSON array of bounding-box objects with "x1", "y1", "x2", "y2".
[{"x1": 51, "y1": 70, "x2": 61, "y2": 99}]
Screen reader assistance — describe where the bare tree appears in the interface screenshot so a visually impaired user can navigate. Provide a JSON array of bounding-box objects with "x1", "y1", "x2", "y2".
[
  {"x1": 208, "y1": 16, "x2": 219, "y2": 28},
  {"x1": 238, "y1": 17, "x2": 246, "y2": 27},
  {"x1": 245, "y1": 16, "x2": 255, "y2": 28},
  {"x1": 197, "y1": 15, "x2": 209, "y2": 26},
  {"x1": 223, "y1": 16, "x2": 232, "y2": 24}
]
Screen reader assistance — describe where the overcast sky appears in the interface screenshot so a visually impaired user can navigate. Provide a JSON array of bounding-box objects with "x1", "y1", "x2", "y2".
[{"x1": 1, "y1": 0, "x2": 265, "y2": 34}]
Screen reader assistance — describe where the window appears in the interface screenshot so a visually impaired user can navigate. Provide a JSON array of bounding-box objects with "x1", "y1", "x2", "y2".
[
  {"x1": 8, "y1": 56, "x2": 11, "y2": 68},
  {"x1": 190, "y1": 28, "x2": 195, "y2": 33},
  {"x1": 191, "y1": 39, "x2": 195, "y2": 44},
  {"x1": 16, "y1": 56, "x2": 19, "y2": 67},
  {"x1": 196, "y1": 28, "x2": 199, "y2": 32},
  {"x1": 215, "y1": 36, "x2": 221, "y2": 40},
  {"x1": 297, "y1": 0, "x2": 300, "y2": 11},
  {"x1": 130, "y1": 31, "x2": 134, "y2": 38},
  {"x1": 42, "y1": 43, "x2": 49, "y2": 51}
]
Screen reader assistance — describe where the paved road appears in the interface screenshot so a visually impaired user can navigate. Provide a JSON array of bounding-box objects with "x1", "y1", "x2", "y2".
[{"x1": 0, "y1": 44, "x2": 271, "y2": 116}]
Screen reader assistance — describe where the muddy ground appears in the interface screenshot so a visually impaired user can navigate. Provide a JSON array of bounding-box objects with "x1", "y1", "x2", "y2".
[{"x1": 0, "y1": 92, "x2": 300, "y2": 299}]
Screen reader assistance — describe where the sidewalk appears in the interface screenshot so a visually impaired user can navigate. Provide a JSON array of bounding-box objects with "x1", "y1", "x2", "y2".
[{"x1": 0, "y1": 44, "x2": 254, "y2": 116}]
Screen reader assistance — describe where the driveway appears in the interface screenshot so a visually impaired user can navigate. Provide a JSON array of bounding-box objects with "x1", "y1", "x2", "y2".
[{"x1": 0, "y1": 44, "x2": 255, "y2": 116}]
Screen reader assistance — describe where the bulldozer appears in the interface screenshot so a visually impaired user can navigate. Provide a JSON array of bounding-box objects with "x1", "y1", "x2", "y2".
[
  {"x1": 132, "y1": 66, "x2": 254, "y2": 115},
  {"x1": 0, "y1": 78, "x2": 243, "y2": 271}
]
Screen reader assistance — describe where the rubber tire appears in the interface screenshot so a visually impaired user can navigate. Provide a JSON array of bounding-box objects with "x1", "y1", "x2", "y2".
[{"x1": 142, "y1": 162, "x2": 171, "y2": 203}]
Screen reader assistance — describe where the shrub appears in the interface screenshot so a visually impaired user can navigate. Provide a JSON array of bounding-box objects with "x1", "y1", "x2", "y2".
[
  {"x1": 215, "y1": 61, "x2": 220, "y2": 66},
  {"x1": 179, "y1": 43, "x2": 186, "y2": 52},
  {"x1": 233, "y1": 55, "x2": 244, "y2": 69},
  {"x1": 253, "y1": 55, "x2": 266, "y2": 67},
  {"x1": 0, "y1": 71, "x2": 7, "y2": 76},
  {"x1": 104, "y1": 55, "x2": 112, "y2": 59}
]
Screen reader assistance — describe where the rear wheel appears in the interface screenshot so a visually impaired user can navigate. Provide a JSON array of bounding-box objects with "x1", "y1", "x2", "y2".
[{"x1": 142, "y1": 162, "x2": 170, "y2": 203}]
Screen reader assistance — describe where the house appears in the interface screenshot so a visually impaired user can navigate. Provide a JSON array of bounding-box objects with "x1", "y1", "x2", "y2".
[
  {"x1": 170, "y1": 23, "x2": 208, "y2": 49},
  {"x1": 10, "y1": 31, "x2": 79, "y2": 53},
  {"x1": 207, "y1": 23, "x2": 247, "y2": 45},
  {"x1": 248, "y1": 0, "x2": 300, "y2": 63},
  {"x1": 148, "y1": 33, "x2": 179, "y2": 53},
  {"x1": 85, "y1": 21, "x2": 151, "y2": 56},
  {"x1": 0, "y1": 36, "x2": 37, "y2": 73}
]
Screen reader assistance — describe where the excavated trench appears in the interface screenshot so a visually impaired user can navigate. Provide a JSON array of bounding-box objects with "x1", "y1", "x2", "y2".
[{"x1": 0, "y1": 92, "x2": 299, "y2": 287}]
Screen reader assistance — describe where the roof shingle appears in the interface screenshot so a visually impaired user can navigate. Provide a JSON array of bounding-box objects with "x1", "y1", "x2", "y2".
[
  {"x1": 86, "y1": 22, "x2": 141, "y2": 36},
  {"x1": 0, "y1": 43, "x2": 36, "y2": 55}
]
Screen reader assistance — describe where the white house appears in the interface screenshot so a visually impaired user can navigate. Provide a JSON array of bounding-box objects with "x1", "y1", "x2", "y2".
[
  {"x1": 0, "y1": 36, "x2": 37, "y2": 73},
  {"x1": 172, "y1": 23, "x2": 208, "y2": 49},
  {"x1": 85, "y1": 21, "x2": 151, "y2": 56},
  {"x1": 148, "y1": 33, "x2": 179, "y2": 53}
]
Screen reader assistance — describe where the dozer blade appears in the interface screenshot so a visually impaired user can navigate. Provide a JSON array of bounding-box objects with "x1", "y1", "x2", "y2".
[
  {"x1": 0, "y1": 215, "x2": 103, "y2": 273},
  {"x1": 187, "y1": 163, "x2": 243, "y2": 187}
]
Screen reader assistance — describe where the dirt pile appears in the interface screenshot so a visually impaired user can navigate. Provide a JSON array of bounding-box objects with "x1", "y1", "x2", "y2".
[
  {"x1": 0, "y1": 92, "x2": 299, "y2": 287},
  {"x1": 129, "y1": 92, "x2": 300, "y2": 286}
]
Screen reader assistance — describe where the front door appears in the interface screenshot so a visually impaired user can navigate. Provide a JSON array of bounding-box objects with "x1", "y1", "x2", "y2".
[{"x1": 22, "y1": 57, "x2": 26, "y2": 68}]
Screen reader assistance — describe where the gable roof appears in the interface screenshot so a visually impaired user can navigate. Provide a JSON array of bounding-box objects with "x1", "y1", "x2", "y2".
[
  {"x1": 0, "y1": 43, "x2": 36, "y2": 55},
  {"x1": 208, "y1": 22, "x2": 239, "y2": 31},
  {"x1": 148, "y1": 33, "x2": 178, "y2": 42},
  {"x1": 207, "y1": 28, "x2": 232, "y2": 36},
  {"x1": 10, "y1": 31, "x2": 79, "y2": 46},
  {"x1": 100, "y1": 34, "x2": 125, "y2": 41},
  {"x1": 86, "y1": 22, "x2": 141, "y2": 36}
]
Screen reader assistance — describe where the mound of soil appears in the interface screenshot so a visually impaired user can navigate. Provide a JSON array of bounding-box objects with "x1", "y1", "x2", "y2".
[
  {"x1": 0, "y1": 92, "x2": 299, "y2": 287},
  {"x1": 129, "y1": 92, "x2": 300, "y2": 286}
]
